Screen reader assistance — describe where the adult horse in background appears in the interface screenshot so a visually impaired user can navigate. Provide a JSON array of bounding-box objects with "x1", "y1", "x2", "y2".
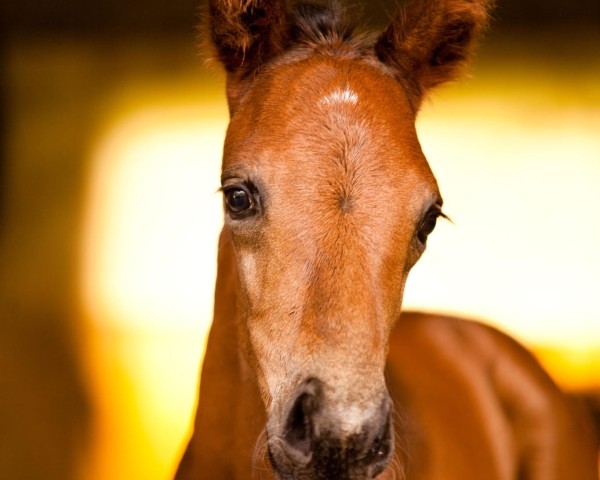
[{"x1": 176, "y1": 0, "x2": 599, "y2": 479}]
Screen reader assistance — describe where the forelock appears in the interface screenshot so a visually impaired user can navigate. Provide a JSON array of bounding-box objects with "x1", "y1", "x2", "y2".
[{"x1": 288, "y1": 1, "x2": 373, "y2": 55}]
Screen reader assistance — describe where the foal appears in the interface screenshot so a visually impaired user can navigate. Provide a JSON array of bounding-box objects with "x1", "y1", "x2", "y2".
[{"x1": 176, "y1": 1, "x2": 599, "y2": 479}]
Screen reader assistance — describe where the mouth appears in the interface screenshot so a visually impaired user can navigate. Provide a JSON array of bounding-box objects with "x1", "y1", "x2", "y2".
[{"x1": 267, "y1": 413, "x2": 393, "y2": 480}]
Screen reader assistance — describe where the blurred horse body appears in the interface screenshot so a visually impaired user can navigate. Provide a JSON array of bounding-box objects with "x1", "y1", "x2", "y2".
[{"x1": 176, "y1": 1, "x2": 599, "y2": 479}]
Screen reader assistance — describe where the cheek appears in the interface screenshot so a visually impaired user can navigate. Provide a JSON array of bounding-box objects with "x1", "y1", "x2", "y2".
[
  {"x1": 236, "y1": 250, "x2": 262, "y2": 303},
  {"x1": 392, "y1": 277, "x2": 408, "y2": 321},
  {"x1": 378, "y1": 250, "x2": 413, "y2": 324}
]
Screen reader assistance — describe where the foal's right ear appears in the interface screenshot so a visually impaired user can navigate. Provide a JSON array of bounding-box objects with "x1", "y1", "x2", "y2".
[{"x1": 208, "y1": 0, "x2": 290, "y2": 77}]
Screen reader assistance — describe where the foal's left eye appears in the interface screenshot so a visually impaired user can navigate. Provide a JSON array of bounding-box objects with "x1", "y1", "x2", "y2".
[
  {"x1": 417, "y1": 207, "x2": 443, "y2": 245},
  {"x1": 224, "y1": 186, "x2": 255, "y2": 217}
]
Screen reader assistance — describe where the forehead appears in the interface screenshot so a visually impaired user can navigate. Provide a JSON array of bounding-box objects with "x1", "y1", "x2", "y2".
[{"x1": 222, "y1": 54, "x2": 439, "y2": 210}]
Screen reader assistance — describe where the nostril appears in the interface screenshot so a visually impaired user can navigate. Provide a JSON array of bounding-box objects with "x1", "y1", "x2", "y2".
[
  {"x1": 281, "y1": 378, "x2": 323, "y2": 462},
  {"x1": 283, "y1": 392, "x2": 314, "y2": 455}
]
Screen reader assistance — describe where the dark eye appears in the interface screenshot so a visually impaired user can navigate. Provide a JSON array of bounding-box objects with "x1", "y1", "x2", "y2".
[
  {"x1": 224, "y1": 186, "x2": 254, "y2": 217},
  {"x1": 417, "y1": 208, "x2": 442, "y2": 245}
]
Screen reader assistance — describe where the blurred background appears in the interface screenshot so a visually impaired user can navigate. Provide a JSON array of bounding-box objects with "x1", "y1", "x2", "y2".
[{"x1": 0, "y1": 0, "x2": 599, "y2": 478}]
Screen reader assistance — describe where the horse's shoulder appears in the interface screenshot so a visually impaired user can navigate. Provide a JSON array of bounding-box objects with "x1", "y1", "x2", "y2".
[
  {"x1": 388, "y1": 311, "x2": 599, "y2": 479},
  {"x1": 390, "y1": 311, "x2": 563, "y2": 409}
]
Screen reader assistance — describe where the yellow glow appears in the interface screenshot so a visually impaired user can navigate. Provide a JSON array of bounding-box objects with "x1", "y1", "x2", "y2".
[
  {"x1": 80, "y1": 68, "x2": 600, "y2": 479},
  {"x1": 84, "y1": 332, "x2": 208, "y2": 480},
  {"x1": 81, "y1": 90, "x2": 228, "y2": 480},
  {"x1": 82, "y1": 104, "x2": 226, "y2": 333},
  {"x1": 534, "y1": 345, "x2": 600, "y2": 390}
]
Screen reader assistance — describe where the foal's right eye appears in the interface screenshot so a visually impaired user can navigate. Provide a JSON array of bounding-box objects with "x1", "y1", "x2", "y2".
[{"x1": 224, "y1": 186, "x2": 255, "y2": 217}]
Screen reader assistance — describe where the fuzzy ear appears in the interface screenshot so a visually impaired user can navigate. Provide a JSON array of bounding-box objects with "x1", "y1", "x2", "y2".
[
  {"x1": 208, "y1": 0, "x2": 290, "y2": 76},
  {"x1": 375, "y1": 0, "x2": 492, "y2": 110}
]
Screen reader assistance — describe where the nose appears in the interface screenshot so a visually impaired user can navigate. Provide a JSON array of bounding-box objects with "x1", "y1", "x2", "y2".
[{"x1": 269, "y1": 378, "x2": 393, "y2": 479}]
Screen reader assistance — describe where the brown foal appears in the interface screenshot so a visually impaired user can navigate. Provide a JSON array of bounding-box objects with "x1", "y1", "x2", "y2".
[{"x1": 175, "y1": 1, "x2": 599, "y2": 479}]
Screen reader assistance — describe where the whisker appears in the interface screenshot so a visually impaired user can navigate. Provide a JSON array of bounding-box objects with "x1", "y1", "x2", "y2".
[
  {"x1": 388, "y1": 405, "x2": 409, "y2": 480},
  {"x1": 252, "y1": 427, "x2": 270, "y2": 479}
]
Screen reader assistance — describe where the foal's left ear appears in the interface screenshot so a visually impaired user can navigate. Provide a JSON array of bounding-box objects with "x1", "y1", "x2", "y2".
[{"x1": 375, "y1": 0, "x2": 492, "y2": 110}]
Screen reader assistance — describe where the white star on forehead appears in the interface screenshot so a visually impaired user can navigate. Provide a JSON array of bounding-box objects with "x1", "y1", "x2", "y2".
[{"x1": 319, "y1": 87, "x2": 359, "y2": 107}]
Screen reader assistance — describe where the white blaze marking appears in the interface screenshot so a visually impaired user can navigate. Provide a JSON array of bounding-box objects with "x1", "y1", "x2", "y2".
[{"x1": 319, "y1": 87, "x2": 359, "y2": 107}]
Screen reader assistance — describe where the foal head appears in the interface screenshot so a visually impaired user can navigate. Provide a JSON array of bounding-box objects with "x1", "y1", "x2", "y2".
[{"x1": 208, "y1": 0, "x2": 491, "y2": 477}]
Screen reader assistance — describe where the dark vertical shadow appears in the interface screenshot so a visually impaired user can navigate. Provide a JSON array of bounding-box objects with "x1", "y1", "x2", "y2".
[
  {"x1": 0, "y1": 10, "x2": 7, "y2": 230},
  {"x1": 0, "y1": 17, "x2": 91, "y2": 480}
]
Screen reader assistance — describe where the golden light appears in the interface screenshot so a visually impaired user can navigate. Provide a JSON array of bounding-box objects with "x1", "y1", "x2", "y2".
[
  {"x1": 80, "y1": 67, "x2": 599, "y2": 479},
  {"x1": 82, "y1": 104, "x2": 226, "y2": 333},
  {"x1": 81, "y1": 89, "x2": 228, "y2": 480}
]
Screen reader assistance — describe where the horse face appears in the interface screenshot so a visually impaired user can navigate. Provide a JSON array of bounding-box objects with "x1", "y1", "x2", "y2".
[
  {"x1": 221, "y1": 56, "x2": 440, "y2": 477},
  {"x1": 208, "y1": 0, "x2": 490, "y2": 477}
]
